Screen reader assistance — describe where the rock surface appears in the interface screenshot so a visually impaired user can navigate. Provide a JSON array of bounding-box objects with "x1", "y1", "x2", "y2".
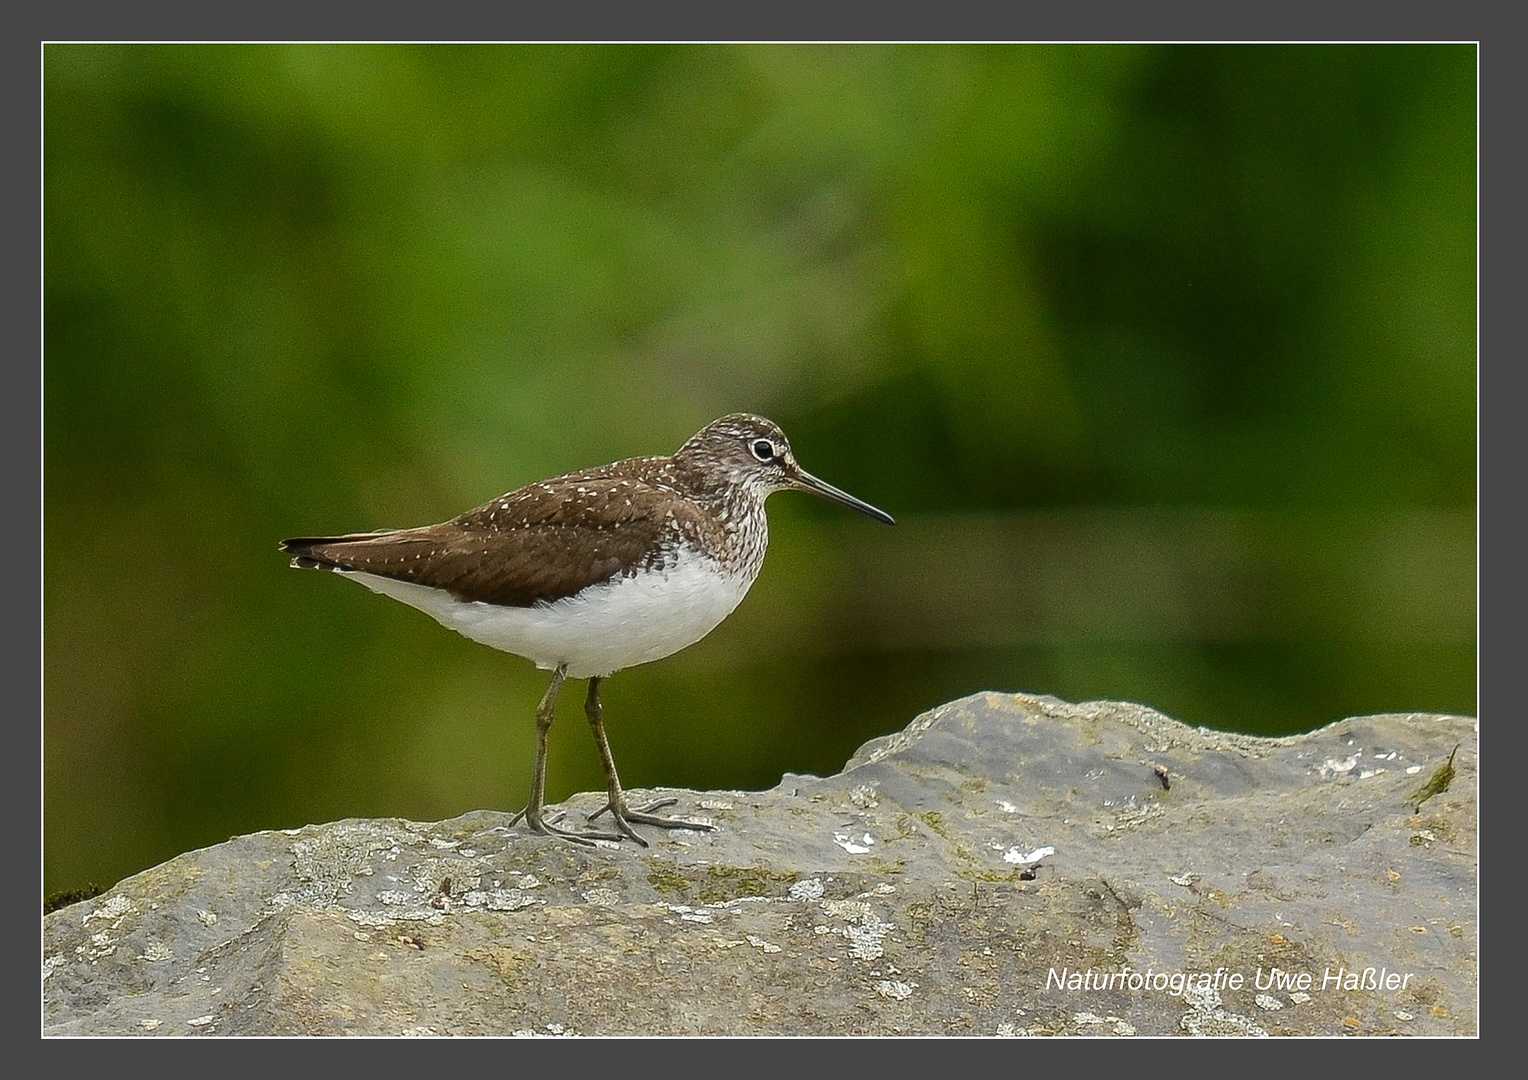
[{"x1": 43, "y1": 693, "x2": 1477, "y2": 1036}]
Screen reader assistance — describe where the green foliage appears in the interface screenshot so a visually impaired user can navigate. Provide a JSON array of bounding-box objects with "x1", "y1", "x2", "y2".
[
  {"x1": 44, "y1": 45, "x2": 1475, "y2": 897},
  {"x1": 44, "y1": 883, "x2": 106, "y2": 915}
]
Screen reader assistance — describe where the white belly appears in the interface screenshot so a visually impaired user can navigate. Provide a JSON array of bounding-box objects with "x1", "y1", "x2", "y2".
[{"x1": 340, "y1": 550, "x2": 754, "y2": 679}]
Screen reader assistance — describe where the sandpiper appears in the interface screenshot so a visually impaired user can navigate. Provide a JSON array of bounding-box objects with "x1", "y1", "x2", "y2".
[{"x1": 281, "y1": 413, "x2": 894, "y2": 845}]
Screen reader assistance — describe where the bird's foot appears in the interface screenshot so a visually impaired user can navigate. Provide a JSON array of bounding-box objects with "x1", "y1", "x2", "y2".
[
  {"x1": 587, "y1": 797, "x2": 716, "y2": 845},
  {"x1": 506, "y1": 806, "x2": 625, "y2": 847}
]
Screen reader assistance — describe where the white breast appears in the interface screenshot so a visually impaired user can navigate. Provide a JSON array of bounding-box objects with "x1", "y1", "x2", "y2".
[{"x1": 340, "y1": 547, "x2": 756, "y2": 680}]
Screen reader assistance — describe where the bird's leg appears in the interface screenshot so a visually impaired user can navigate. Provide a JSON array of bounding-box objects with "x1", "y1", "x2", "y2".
[
  {"x1": 583, "y1": 676, "x2": 714, "y2": 841},
  {"x1": 509, "y1": 663, "x2": 623, "y2": 846}
]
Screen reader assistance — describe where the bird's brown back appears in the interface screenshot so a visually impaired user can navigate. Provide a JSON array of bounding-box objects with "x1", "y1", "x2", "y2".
[{"x1": 281, "y1": 459, "x2": 717, "y2": 607}]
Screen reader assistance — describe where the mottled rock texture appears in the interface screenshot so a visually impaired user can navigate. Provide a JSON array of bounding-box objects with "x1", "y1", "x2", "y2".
[{"x1": 44, "y1": 693, "x2": 1476, "y2": 1036}]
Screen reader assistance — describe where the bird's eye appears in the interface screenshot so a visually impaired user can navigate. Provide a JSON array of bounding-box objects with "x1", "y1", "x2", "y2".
[{"x1": 750, "y1": 439, "x2": 777, "y2": 462}]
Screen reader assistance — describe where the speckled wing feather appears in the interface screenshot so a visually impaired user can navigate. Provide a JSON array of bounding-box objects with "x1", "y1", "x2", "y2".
[{"x1": 280, "y1": 466, "x2": 709, "y2": 607}]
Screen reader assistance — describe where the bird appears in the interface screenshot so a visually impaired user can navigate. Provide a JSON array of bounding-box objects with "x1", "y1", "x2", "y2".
[{"x1": 280, "y1": 413, "x2": 894, "y2": 846}]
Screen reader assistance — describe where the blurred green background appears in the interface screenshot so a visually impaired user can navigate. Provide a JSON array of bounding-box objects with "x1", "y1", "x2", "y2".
[{"x1": 44, "y1": 44, "x2": 1476, "y2": 897}]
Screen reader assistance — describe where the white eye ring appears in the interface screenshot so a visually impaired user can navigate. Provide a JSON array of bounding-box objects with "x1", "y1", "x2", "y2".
[{"x1": 750, "y1": 439, "x2": 777, "y2": 462}]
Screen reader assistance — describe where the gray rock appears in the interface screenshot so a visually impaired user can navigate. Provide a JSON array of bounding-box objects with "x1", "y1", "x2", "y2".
[{"x1": 43, "y1": 693, "x2": 1476, "y2": 1036}]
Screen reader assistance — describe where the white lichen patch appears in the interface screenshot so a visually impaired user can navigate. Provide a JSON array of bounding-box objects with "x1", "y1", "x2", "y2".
[
  {"x1": 140, "y1": 1019, "x2": 162, "y2": 1031},
  {"x1": 43, "y1": 954, "x2": 65, "y2": 980},
  {"x1": 138, "y1": 942, "x2": 174, "y2": 962},
  {"x1": 848, "y1": 785, "x2": 880, "y2": 809},
  {"x1": 83, "y1": 894, "x2": 134, "y2": 925},
  {"x1": 663, "y1": 901, "x2": 719, "y2": 922},
  {"x1": 790, "y1": 878, "x2": 825, "y2": 902},
  {"x1": 1179, "y1": 985, "x2": 1267, "y2": 1037},
  {"x1": 186, "y1": 1015, "x2": 215, "y2": 1028},
  {"x1": 461, "y1": 889, "x2": 539, "y2": 912},
  {"x1": 1255, "y1": 994, "x2": 1283, "y2": 1010},
  {"x1": 291, "y1": 824, "x2": 411, "y2": 900},
  {"x1": 1104, "y1": 801, "x2": 1165, "y2": 831},
  {"x1": 84, "y1": 931, "x2": 117, "y2": 961},
  {"x1": 745, "y1": 935, "x2": 782, "y2": 953},
  {"x1": 1065, "y1": 1009, "x2": 1138, "y2": 1035},
  {"x1": 581, "y1": 888, "x2": 619, "y2": 907},
  {"x1": 815, "y1": 898, "x2": 893, "y2": 959},
  {"x1": 699, "y1": 799, "x2": 734, "y2": 810},
  {"x1": 822, "y1": 899, "x2": 871, "y2": 921},
  {"x1": 1183, "y1": 985, "x2": 1221, "y2": 1010},
  {"x1": 1290, "y1": 992, "x2": 1312, "y2": 1004},
  {"x1": 195, "y1": 909, "x2": 218, "y2": 927},
  {"x1": 1180, "y1": 1009, "x2": 1267, "y2": 1037},
  {"x1": 875, "y1": 980, "x2": 915, "y2": 1000},
  {"x1": 1169, "y1": 873, "x2": 1197, "y2": 887},
  {"x1": 845, "y1": 918, "x2": 892, "y2": 960},
  {"x1": 346, "y1": 908, "x2": 445, "y2": 928}
]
